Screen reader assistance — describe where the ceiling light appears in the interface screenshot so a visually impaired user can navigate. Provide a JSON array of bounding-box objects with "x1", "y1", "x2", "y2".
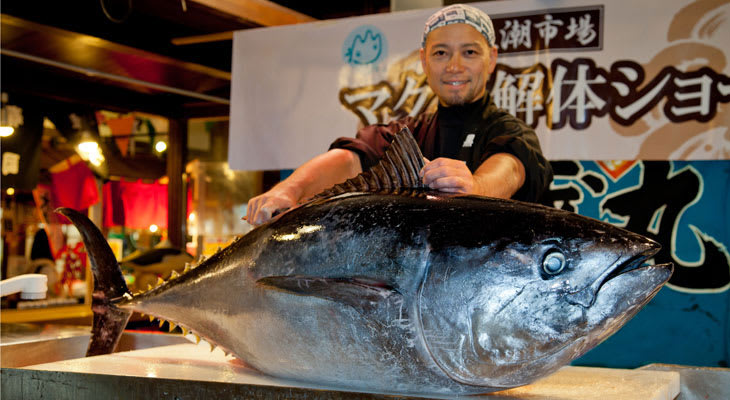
[
  {"x1": 1, "y1": 92, "x2": 21, "y2": 138},
  {"x1": 76, "y1": 131, "x2": 105, "y2": 167},
  {"x1": 0, "y1": 127, "x2": 14, "y2": 137}
]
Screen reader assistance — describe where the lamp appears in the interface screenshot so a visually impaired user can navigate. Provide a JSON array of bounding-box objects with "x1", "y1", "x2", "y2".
[
  {"x1": 0, "y1": 92, "x2": 22, "y2": 138},
  {"x1": 154, "y1": 140, "x2": 167, "y2": 153},
  {"x1": 75, "y1": 130, "x2": 105, "y2": 167}
]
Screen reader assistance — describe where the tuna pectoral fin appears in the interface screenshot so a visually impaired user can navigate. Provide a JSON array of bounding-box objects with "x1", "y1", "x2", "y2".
[
  {"x1": 56, "y1": 208, "x2": 132, "y2": 357},
  {"x1": 257, "y1": 276, "x2": 401, "y2": 314}
]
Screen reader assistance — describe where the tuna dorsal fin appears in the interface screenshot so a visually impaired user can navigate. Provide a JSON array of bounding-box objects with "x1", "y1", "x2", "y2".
[
  {"x1": 257, "y1": 275, "x2": 402, "y2": 314},
  {"x1": 314, "y1": 126, "x2": 426, "y2": 199}
]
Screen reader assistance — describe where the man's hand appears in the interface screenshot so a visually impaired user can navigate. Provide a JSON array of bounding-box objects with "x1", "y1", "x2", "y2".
[
  {"x1": 420, "y1": 153, "x2": 526, "y2": 198},
  {"x1": 421, "y1": 158, "x2": 475, "y2": 193},
  {"x1": 245, "y1": 149, "x2": 363, "y2": 226},
  {"x1": 246, "y1": 187, "x2": 298, "y2": 226}
]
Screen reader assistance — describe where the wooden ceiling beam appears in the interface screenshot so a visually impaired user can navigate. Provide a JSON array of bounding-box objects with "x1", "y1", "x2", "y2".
[
  {"x1": 191, "y1": 0, "x2": 316, "y2": 27},
  {"x1": 171, "y1": 31, "x2": 233, "y2": 46},
  {"x1": 172, "y1": 1, "x2": 316, "y2": 45}
]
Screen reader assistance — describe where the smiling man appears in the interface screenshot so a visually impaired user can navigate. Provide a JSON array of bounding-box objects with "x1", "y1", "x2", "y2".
[
  {"x1": 422, "y1": 22, "x2": 497, "y2": 107},
  {"x1": 246, "y1": 4, "x2": 553, "y2": 226}
]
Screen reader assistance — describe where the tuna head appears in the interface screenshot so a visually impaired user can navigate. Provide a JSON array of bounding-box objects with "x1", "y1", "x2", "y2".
[{"x1": 417, "y1": 197, "x2": 673, "y2": 389}]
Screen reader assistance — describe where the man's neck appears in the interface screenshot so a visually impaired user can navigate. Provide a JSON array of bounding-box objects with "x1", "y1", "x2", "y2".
[{"x1": 438, "y1": 94, "x2": 488, "y2": 116}]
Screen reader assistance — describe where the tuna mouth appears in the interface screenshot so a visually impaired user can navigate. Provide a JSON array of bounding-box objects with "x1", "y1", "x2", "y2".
[
  {"x1": 605, "y1": 251, "x2": 656, "y2": 281},
  {"x1": 566, "y1": 241, "x2": 670, "y2": 308}
]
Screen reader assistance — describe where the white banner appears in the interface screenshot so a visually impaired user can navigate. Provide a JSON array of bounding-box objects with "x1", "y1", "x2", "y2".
[{"x1": 229, "y1": 0, "x2": 730, "y2": 171}]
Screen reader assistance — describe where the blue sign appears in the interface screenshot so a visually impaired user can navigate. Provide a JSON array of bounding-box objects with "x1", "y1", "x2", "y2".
[
  {"x1": 343, "y1": 25, "x2": 387, "y2": 65},
  {"x1": 543, "y1": 160, "x2": 730, "y2": 368}
]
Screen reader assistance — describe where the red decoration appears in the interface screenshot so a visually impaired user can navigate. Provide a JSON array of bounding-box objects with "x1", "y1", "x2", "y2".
[
  {"x1": 50, "y1": 159, "x2": 99, "y2": 210},
  {"x1": 102, "y1": 179, "x2": 168, "y2": 230},
  {"x1": 56, "y1": 241, "x2": 87, "y2": 296}
]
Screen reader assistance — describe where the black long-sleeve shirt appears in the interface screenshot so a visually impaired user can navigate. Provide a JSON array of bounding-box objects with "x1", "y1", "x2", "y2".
[{"x1": 330, "y1": 94, "x2": 553, "y2": 203}]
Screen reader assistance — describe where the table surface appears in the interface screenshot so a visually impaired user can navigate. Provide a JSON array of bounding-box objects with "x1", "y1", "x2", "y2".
[
  {"x1": 0, "y1": 323, "x2": 92, "y2": 345},
  {"x1": 18, "y1": 340, "x2": 681, "y2": 399}
]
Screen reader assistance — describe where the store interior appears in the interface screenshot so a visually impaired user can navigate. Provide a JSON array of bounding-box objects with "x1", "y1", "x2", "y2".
[{"x1": 0, "y1": 0, "x2": 392, "y2": 324}]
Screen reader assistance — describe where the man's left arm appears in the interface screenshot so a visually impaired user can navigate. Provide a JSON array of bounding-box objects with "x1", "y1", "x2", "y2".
[{"x1": 420, "y1": 153, "x2": 525, "y2": 198}]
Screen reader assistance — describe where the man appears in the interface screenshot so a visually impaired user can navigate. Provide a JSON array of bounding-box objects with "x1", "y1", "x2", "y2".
[{"x1": 247, "y1": 4, "x2": 553, "y2": 226}]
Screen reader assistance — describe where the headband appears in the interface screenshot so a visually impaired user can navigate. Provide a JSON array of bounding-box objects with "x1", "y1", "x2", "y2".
[{"x1": 422, "y1": 4, "x2": 496, "y2": 48}]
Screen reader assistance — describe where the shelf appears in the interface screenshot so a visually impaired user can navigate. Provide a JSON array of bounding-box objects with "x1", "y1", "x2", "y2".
[{"x1": 1, "y1": 304, "x2": 91, "y2": 324}]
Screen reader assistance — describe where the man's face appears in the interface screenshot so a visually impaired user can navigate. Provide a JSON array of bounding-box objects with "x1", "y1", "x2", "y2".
[{"x1": 420, "y1": 23, "x2": 498, "y2": 107}]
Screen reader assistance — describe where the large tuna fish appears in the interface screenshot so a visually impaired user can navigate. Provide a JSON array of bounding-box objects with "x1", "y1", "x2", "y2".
[{"x1": 60, "y1": 129, "x2": 672, "y2": 396}]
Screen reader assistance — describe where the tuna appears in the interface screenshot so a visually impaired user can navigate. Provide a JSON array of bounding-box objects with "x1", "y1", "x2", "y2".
[{"x1": 59, "y1": 128, "x2": 673, "y2": 396}]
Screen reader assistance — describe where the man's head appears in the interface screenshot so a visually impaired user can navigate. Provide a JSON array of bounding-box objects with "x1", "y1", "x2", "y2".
[{"x1": 420, "y1": 4, "x2": 498, "y2": 107}]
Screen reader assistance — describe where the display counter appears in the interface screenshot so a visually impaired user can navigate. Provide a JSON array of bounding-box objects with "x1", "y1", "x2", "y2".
[
  {"x1": 0, "y1": 323, "x2": 188, "y2": 368},
  {"x1": 1, "y1": 324, "x2": 688, "y2": 400}
]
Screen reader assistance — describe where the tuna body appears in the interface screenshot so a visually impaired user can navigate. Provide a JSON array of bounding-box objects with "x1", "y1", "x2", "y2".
[{"x1": 113, "y1": 191, "x2": 671, "y2": 395}]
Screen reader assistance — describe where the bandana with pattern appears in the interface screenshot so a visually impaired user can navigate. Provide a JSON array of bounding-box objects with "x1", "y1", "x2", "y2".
[{"x1": 422, "y1": 4, "x2": 495, "y2": 48}]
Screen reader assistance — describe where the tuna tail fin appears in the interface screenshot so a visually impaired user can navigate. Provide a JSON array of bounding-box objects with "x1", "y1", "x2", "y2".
[
  {"x1": 313, "y1": 126, "x2": 426, "y2": 199},
  {"x1": 56, "y1": 207, "x2": 133, "y2": 357}
]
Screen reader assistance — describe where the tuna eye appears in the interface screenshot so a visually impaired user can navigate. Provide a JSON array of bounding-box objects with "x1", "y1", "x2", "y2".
[{"x1": 543, "y1": 251, "x2": 566, "y2": 275}]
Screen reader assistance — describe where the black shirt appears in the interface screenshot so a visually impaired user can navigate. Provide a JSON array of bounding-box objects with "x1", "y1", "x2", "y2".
[
  {"x1": 330, "y1": 94, "x2": 553, "y2": 203},
  {"x1": 436, "y1": 100, "x2": 479, "y2": 159}
]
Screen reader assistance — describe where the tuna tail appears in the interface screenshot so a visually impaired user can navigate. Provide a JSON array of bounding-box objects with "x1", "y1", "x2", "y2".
[{"x1": 56, "y1": 207, "x2": 133, "y2": 357}]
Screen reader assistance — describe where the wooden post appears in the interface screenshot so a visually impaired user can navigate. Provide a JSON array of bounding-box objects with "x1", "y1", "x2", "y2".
[{"x1": 167, "y1": 118, "x2": 187, "y2": 249}]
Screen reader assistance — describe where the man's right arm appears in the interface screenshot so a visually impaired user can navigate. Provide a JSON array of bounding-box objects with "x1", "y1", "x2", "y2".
[{"x1": 246, "y1": 149, "x2": 362, "y2": 226}]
